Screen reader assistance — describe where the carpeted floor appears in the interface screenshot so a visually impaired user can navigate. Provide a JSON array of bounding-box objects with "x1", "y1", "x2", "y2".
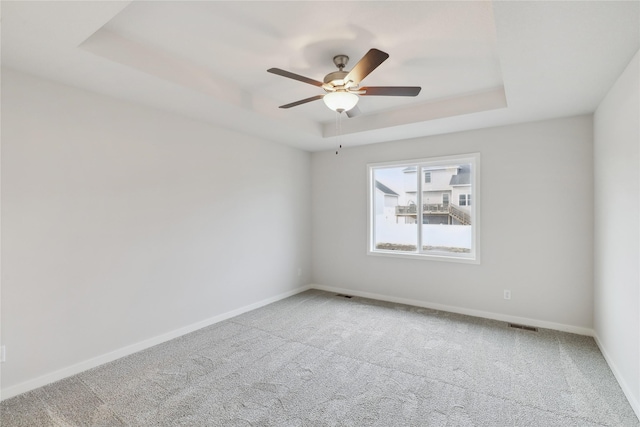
[{"x1": 1, "y1": 289, "x2": 638, "y2": 426}]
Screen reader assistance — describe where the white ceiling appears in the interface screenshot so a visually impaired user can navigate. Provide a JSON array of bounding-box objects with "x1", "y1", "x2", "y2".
[{"x1": 2, "y1": 1, "x2": 639, "y2": 152}]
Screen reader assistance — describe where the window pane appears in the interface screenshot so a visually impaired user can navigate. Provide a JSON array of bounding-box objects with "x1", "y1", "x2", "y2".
[
  {"x1": 422, "y1": 163, "x2": 472, "y2": 254},
  {"x1": 373, "y1": 167, "x2": 417, "y2": 252},
  {"x1": 369, "y1": 155, "x2": 477, "y2": 262}
]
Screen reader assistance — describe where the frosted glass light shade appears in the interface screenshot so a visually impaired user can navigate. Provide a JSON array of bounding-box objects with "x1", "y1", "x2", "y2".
[{"x1": 323, "y1": 91, "x2": 359, "y2": 112}]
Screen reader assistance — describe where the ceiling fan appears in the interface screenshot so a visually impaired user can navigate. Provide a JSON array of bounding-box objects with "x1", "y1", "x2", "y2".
[{"x1": 267, "y1": 48, "x2": 421, "y2": 117}]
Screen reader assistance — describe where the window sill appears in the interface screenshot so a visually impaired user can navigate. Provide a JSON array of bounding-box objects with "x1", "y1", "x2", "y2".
[{"x1": 367, "y1": 249, "x2": 480, "y2": 264}]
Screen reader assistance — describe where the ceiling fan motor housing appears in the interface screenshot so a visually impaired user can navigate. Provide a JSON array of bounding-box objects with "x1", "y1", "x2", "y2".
[
  {"x1": 323, "y1": 70, "x2": 349, "y2": 87},
  {"x1": 324, "y1": 54, "x2": 350, "y2": 89}
]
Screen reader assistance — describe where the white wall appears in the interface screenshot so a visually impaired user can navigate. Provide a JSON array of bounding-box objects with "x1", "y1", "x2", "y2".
[
  {"x1": 312, "y1": 115, "x2": 594, "y2": 331},
  {"x1": 593, "y1": 50, "x2": 640, "y2": 416},
  {"x1": 0, "y1": 69, "x2": 312, "y2": 395}
]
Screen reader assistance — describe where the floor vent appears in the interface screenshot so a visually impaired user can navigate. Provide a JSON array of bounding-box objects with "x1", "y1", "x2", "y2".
[
  {"x1": 508, "y1": 323, "x2": 538, "y2": 332},
  {"x1": 336, "y1": 294, "x2": 353, "y2": 299}
]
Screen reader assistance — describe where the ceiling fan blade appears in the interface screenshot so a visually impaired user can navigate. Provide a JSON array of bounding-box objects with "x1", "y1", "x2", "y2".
[
  {"x1": 267, "y1": 68, "x2": 324, "y2": 87},
  {"x1": 361, "y1": 86, "x2": 422, "y2": 96},
  {"x1": 346, "y1": 105, "x2": 362, "y2": 118},
  {"x1": 279, "y1": 95, "x2": 324, "y2": 109},
  {"x1": 344, "y1": 49, "x2": 389, "y2": 85}
]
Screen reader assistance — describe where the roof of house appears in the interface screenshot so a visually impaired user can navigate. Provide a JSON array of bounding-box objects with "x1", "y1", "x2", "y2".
[
  {"x1": 375, "y1": 181, "x2": 399, "y2": 196},
  {"x1": 449, "y1": 165, "x2": 471, "y2": 186}
]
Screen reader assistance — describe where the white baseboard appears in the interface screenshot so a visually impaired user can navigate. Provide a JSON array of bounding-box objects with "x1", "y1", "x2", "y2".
[
  {"x1": 310, "y1": 284, "x2": 595, "y2": 336},
  {"x1": 593, "y1": 333, "x2": 640, "y2": 421},
  {"x1": 0, "y1": 285, "x2": 312, "y2": 402}
]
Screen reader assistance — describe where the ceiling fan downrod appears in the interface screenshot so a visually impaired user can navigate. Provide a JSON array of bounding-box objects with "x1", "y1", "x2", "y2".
[{"x1": 333, "y1": 54, "x2": 349, "y2": 70}]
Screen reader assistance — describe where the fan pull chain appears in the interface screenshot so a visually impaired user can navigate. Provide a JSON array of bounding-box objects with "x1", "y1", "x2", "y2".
[
  {"x1": 335, "y1": 110, "x2": 343, "y2": 155},
  {"x1": 335, "y1": 111, "x2": 339, "y2": 154}
]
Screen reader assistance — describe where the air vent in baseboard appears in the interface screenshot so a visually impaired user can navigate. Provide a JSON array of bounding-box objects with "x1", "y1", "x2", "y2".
[
  {"x1": 508, "y1": 323, "x2": 538, "y2": 332},
  {"x1": 335, "y1": 294, "x2": 353, "y2": 299}
]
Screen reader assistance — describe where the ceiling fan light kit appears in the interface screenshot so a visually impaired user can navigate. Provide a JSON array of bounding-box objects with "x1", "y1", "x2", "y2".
[
  {"x1": 268, "y1": 48, "x2": 421, "y2": 116},
  {"x1": 323, "y1": 91, "x2": 359, "y2": 112}
]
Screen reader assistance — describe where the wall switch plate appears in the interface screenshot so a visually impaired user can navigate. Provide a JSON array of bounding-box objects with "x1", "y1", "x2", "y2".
[{"x1": 504, "y1": 290, "x2": 511, "y2": 300}]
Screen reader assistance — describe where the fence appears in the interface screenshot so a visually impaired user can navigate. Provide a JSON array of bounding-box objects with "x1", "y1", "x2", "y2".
[{"x1": 375, "y1": 218, "x2": 472, "y2": 249}]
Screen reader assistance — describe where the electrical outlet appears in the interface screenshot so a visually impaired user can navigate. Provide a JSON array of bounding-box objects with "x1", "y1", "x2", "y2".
[
  {"x1": 297, "y1": 268, "x2": 302, "y2": 277},
  {"x1": 1, "y1": 345, "x2": 5, "y2": 363},
  {"x1": 504, "y1": 290, "x2": 511, "y2": 300}
]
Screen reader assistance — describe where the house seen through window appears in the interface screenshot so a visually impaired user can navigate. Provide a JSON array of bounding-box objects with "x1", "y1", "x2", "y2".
[{"x1": 368, "y1": 153, "x2": 479, "y2": 262}]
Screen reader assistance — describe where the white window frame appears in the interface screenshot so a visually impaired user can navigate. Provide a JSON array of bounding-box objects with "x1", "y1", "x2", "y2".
[{"x1": 367, "y1": 153, "x2": 480, "y2": 264}]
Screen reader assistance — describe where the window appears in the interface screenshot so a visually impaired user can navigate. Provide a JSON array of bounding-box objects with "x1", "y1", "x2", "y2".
[{"x1": 368, "y1": 153, "x2": 480, "y2": 263}]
